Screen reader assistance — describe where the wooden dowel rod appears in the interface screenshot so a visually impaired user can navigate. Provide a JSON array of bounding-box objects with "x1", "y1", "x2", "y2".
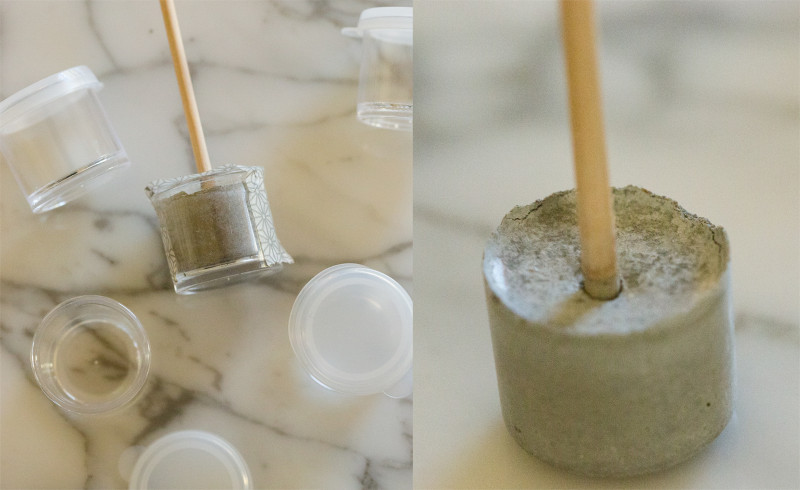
[
  {"x1": 560, "y1": 0, "x2": 620, "y2": 300},
  {"x1": 160, "y1": 0, "x2": 212, "y2": 174}
]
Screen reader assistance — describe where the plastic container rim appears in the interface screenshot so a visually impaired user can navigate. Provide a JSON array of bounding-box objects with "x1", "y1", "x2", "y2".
[
  {"x1": 0, "y1": 66, "x2": 103, "y2": 131},
  {"x1": 342, "y1": 7, "x2": 412, "y2": 37},
  {"x1": 128, "y1": 430, "x2": 252, "y2": 490},
  {"x1": 30, "y1": 295, "x2": 151, "y2": 414},
  {"x1": 288, "y1": 263, "x2": 413, "y2": 395}
]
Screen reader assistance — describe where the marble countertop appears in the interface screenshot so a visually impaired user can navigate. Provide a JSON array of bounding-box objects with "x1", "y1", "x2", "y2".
[
  {"x1": 414, "y1": 1, "x2": 799, "y2": 489},
  {"x1": 0, "y1": 1, "x2": 411, "y2": 488}
]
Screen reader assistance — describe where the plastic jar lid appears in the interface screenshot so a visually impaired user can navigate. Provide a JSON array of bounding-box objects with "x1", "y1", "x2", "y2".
[
  {"x1": 30, "y1": 295, "x2": 151, "y2": 414},
  {"x1": 0, "y1": 66, "x2": 103, "y2": 131},
  {"x1": 289, "y1": 264, "x2": 413, "y2": 397},
  {"x1": 127, "y1": 431, "x2": 252, "y2": 490},
  {"x1": 341, "y1": 7, "x2": 412, "y2": 38}
]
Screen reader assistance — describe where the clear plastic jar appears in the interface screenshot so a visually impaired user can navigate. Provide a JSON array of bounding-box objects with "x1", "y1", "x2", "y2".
[
  {"x1": 31, "y1": 296, "x2": 150, "y2": 414},
  {"x1": 0, "y1": 66, "x2": 129, "y2": 213},
  {"x1": 146, "y1": 165, "x2": 293, "y2": 294},
  {"x1": 343, "y1": 7, "x2": 413, "y2": 131}
]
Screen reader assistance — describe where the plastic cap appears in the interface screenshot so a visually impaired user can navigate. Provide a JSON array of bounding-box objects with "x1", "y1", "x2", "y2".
[
  {"x1": 342, "y1": 7, "x2": 412, "y2": 38},
  {"x1": 127, "y1": 431, "x2": 252, "y2": 490},
  {"x1": 289, "y1": 264, "x2": 413, "y2": 397},
  {"x1": 0, "y1": 66, "x2": 102, "y2": 131}
]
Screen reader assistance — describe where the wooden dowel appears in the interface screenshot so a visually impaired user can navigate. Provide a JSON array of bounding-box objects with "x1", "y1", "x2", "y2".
[
  {"x1": 160, "y1": 0, "x2": 211, "y2": 174},
  {"x1": 560, "y1": 0, "x2": 620, "y2": 300}
]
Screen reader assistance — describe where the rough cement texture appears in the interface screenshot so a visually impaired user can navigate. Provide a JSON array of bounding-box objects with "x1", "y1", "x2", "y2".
[
  {"x1": 483, "y1": 186, "x2": 734, "y2": 477},
  {"x1": 159, "y1": 185, "x2": 258, "y2": 272}
]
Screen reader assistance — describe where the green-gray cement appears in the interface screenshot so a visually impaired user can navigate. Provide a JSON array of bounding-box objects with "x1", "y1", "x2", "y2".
[{"x1": 483, "y1": 186, "x2": 734, "y2": 477}]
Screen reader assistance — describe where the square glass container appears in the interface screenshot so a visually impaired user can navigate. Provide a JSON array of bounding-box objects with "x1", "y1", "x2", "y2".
[
  {"x1": 0, "y1": 66, "x2": 130, "y2": 213},
  {"x1": 30, "y1": 296, "x2": 151, "y2": 415},
  {"x1": 146, "y1": 165, "x2": 293, "y2": 294},
  {"x1": 343, "y1": 7, "x2": 413, "y2": 131}
]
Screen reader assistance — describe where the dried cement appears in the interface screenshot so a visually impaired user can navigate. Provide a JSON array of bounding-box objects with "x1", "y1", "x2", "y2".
[{"x1": 483, "y1": 185, "x2": 734, "y2": 477}]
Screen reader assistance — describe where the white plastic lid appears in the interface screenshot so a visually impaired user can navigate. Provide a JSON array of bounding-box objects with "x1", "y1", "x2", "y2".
[
  {"x1": 289, "y1": 264, "x2": 413, "y2": 398},
  {"x1": 127, "y1": 431, "x2": 252, "y2": 490},
  {"x1": 0, "y1": 66, "x2": 103, "y2": 131},
  {"x1": 342, "y1": 7, "x2": 412, "y2": 38}
]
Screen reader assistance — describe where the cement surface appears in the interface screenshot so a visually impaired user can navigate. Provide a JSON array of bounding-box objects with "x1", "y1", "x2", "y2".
[{"x1": 483, "y1": 186, "x2": 734, "y2": 477}]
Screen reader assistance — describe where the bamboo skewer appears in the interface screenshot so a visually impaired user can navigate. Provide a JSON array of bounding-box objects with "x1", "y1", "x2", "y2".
[
  {"x1": 160, "y1": 0, "x2": 211, "y2": 174},
  {"x1": 560, "y1": 0, "x2": 621, "y2": 300}
]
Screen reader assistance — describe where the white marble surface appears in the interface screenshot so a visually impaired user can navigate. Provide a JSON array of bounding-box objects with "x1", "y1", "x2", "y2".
[
  {"x1": 0, "y1": 1, "x2": 411, "y2": 488},
  {"x1": 414, "y1": 1, "x2": 799, "y2": 488}
]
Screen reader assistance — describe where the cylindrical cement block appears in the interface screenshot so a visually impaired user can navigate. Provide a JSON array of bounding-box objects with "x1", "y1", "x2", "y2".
[{"x1": 483, "y1": 186, "x2": 734, "y2": 477}]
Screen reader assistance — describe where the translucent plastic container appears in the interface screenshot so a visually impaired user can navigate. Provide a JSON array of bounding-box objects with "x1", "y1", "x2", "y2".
[
  {"x1": 289, "y1": 264, "x2": 413, "y2": 398},
  {"x1": 146, "y1": 165, "x2": 293, "y2": 294},
  {"x1": 30, "y1": 296, "x2": 150, "y2": 414},
  {"x1": 125, "y1": 431, "x2": 252, "y2": 490},
  {"x1": 0, "y1": 66, "x2": 129, "y2": 213},
  {"x1": 343, "y1": 7, "x2": 413, "y2": 131}
]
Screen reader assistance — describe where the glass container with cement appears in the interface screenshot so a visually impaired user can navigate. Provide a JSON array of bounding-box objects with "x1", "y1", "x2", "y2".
[
  {"x1": 483, "y1": 186, "x2": 734, "y2": 477},
  {"x1": 146, "y1": 165, "x2": 293, "y2": 294},
  {"x1": 31, "y1": 295, "x2": 151, "y2": 415},
  {"x1": 342, "y1": 7, "x2": 413, "y2": 131}
]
